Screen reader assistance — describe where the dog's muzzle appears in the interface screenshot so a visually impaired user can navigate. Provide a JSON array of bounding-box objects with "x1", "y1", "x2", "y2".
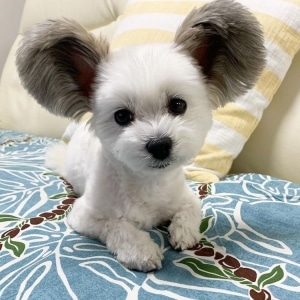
[{"x1": 146, "y1": 137, "x2": 172, "y2": 161}]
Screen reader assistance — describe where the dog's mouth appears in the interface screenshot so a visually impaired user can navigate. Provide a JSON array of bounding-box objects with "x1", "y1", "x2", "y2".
[
  {"x1": 150, "y1": 162, "x2": 171, "y2": 169},
  {"x1": 148, "y1": 159, "x2": 173, "y2": 169}
]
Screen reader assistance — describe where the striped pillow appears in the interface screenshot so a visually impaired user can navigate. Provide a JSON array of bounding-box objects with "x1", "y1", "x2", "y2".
[{"x1": 111, "y1": 0, "x2": 300, "y2": 182}]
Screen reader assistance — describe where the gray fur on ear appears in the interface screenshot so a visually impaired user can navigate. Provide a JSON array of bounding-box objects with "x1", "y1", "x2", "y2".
[
  {"x1": 174, "y1": 0, "x2": 266, "y2": 106},
  {"x1": 16, "y1": 19, "x2": 109, "y2": 119}
]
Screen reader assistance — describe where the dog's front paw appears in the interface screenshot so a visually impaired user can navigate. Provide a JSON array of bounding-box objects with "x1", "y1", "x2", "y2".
[
  {"x1": 116, "y1": 238, "x2": 163, "y2": 272},
  {"x1": 168, "y1": 219, "x2": 201, "y2": 251}
]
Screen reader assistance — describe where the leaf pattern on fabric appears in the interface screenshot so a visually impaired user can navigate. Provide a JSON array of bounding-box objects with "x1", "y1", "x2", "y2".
[
  {"x1": 176, "y1": 216, "x2": 285, "y2": 299},
  {"x1": 0, "y1": 172, "x2": 76, "y2": 259}
]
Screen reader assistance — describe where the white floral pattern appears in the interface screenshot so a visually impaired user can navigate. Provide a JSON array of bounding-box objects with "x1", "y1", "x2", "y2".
[{"x1": 1, "y1": 130, "x2": 300, "y2": 300}]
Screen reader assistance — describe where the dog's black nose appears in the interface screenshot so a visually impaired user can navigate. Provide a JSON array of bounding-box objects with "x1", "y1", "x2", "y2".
[{"x1": 146, "y1": 137, "x2": 172, "y2": 161}]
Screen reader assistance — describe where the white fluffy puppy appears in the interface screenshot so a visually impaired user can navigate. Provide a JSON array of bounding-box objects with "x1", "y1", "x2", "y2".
[{"x1": 16, "y1": 0, "x2": 265, "y2": 271}]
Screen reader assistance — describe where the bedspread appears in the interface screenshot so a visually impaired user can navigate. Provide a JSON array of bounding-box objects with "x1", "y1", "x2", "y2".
[{"x1": 1, "y1": 130, "x2": 300, "y2": 300}]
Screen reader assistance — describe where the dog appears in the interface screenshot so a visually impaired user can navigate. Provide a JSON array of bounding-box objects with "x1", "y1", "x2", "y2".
[{"x1": 16, "y1": 0, "x2": 265, "y2": 271}]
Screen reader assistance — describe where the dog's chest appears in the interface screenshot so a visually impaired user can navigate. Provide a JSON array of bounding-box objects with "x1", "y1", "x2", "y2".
[{"x1": 119, "y1": 174, "x2": 184, "y2": 229}]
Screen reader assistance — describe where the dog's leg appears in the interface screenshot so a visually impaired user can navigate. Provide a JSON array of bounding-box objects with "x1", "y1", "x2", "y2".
[
  {"x1": 68, "y1": 196, "x2": 163, "y2": 272},
  {"x1": 168, "y1": 190, "x2": 202, "y2": 250},
  {"x1": 105, "y1": 219, "x2": 163, "y2": 272}
]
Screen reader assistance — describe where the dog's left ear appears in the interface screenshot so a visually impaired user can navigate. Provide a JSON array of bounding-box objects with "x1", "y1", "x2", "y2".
[{"x1": 174, "y1": 0, "x2": 266, "y2": 106}]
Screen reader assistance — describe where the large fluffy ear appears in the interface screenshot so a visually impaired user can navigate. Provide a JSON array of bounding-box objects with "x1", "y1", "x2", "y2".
[
  {"x1": 174, "y1": 0, "x2": 266, "y2": 106},
  {"x1": 16, "y1": 19, "x2": 109, "y2": 119}
]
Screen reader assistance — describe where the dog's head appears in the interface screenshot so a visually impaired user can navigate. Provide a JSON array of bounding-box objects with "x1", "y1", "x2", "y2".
[{"x1": 16, "y1": 0, "x2": 265, "y2": 173}]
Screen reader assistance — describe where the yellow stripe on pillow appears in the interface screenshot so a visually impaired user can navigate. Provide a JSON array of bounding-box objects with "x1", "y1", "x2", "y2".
[
  {"x1": 284, "y1": 0, "x2": 300, "y2": 7},
  {"x1": 254, "y1": 12, "x2": 300, "y2": 56},
  {"x1": 112, "y1": 29, "x2": 174, "y2": 48},
  {"x1": 190, "y1": 143, "x2": 234, "y2": 175},
  {"x1": 124, "y1": 1, "x2": 206, "y2": 16},
  {"x1": 212, "y1": 104, "x2": 259, "y2": 139},
  {"x1": 255, "y1": 69, "x2": 282, "y2": 101}
]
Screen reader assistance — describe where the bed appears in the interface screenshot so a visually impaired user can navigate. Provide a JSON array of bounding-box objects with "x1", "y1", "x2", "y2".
[{"x1": 1, "y1": 130, "x2": 300, "y2": 299}]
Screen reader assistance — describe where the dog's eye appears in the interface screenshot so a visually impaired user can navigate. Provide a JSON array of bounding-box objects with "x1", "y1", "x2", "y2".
[
  {"x1": 168, "y1": 97, "x2": 187, "y2": 115},
  {"x1": 114, "y1": 109, "x2": 134, "y2": 126}
]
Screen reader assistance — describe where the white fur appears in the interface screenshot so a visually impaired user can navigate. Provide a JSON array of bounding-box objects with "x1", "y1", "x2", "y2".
[{"x1": 46, "y1": 43, "x2": 213, "y2": 271}]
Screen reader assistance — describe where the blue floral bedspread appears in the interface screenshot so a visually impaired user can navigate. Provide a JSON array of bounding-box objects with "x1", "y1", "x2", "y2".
[{"x1": 1, "y1": 130, "x2": 300, "y2": 300}]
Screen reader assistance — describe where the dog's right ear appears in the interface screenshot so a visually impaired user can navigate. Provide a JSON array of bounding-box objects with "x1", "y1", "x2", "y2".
[{"x1": 16, "y1": 19, "x2": 109, "y2": 119}]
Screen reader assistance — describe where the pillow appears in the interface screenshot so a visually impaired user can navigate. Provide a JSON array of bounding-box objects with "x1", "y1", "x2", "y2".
[{"x1": 111, "y1": 0, "x2": 300, "y2": 182}]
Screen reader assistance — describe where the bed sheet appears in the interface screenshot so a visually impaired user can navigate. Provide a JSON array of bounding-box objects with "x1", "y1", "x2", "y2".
[{"x1": 1, "y1": 130, "x2": 300, "y2": 300}]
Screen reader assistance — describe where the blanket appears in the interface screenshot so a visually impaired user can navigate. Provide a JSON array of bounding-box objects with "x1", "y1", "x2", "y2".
[{"x1": 1, "y1": 130, "x2": 300, "y2": 299}]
